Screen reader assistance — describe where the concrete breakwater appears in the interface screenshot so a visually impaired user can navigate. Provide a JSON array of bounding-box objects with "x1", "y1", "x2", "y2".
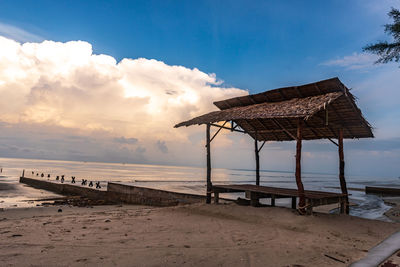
[{"x1": 20, "y1": 172, "x2": 205, "y2": 206}]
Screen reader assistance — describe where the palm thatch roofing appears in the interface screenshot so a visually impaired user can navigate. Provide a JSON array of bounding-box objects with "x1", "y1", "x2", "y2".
[{"x1": 175, "y1": 77, "x2": 373, "y2": 142}]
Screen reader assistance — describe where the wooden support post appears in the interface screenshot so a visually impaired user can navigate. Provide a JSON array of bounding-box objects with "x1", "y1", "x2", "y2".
[
  {"x1": 255, "y1": 132, "x2": 260, "y2": 186},
  {"x1": 206, "y1": 123, "x2": 212, "y2": 204},
  {"x1": 214, "y1": 192, "x2": 219, "y2": 204},
  {"x1": 306, "y1": 206, "x2": 313, "y2": 215},
  {"x1": 250, "y1": 192, "x2": 260, "y2": 207},
  {"x1": 291, "y1": 197, "x2": 297, "y2": 209},
  {"x1": 271, "y1": 195, "x2": 275, "y2": 206},
  {"x1": 22, "y1": 169, "x2": 25, "y2": 178},
  {"x1": 306, "y1": 200, "x2": 313, "y2": 215},
  {"x1": 296, "y1": 119, "x2": 306, "y2": 214},
  {"x1": 340, "y1": 199, "x2": 345, "y2": 214},
  {"x1": 338, "y1": 129, "x2": 349, "y2": 214}
]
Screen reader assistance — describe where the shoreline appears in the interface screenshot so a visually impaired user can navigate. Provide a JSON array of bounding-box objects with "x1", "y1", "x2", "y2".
[
  {"x1": 2, "y1": 187, "x2": 399, "y2": 223},
  {"x1": 1, "y1": 157, "x2": 398, "y2": 222},
  {"x1": 383, "y1": 197, "x2": 400, "y2": 223},
  {"x1": 1, "y1": 202, "x2": 399, "y2": 266}
]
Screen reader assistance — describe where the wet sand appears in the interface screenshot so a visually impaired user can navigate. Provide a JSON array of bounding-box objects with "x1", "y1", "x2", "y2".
[
  {"x1": 384, "y1": 197, "x2": 400, "y2": 223},
  {"x1": 0, "y1": 203, "x2": 399, "y2": 266}
]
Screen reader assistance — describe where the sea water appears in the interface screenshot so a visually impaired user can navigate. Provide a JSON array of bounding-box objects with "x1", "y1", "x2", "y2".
[{"x1": 0, "y1": 157, "x2": 397, "y2": 221}]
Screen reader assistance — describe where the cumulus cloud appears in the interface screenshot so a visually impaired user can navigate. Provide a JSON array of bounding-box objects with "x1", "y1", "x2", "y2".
[
  {"x1": 0, "y1": 35, "x2": 248, "y2": 165},
  {"x1": 4, "y1": 35, "x2": 397, "y2": 176},
  {"x1": 320, "y1": 52, "x2": 379, "y2": 70},
  {"x1": 0, "y1": 36, "x2": 247, "y2": 136}
]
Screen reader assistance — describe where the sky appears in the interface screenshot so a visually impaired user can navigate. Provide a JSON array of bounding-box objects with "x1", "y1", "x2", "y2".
[{"x1": 0, "y1": 0, "x2": 399, "y2": 177}]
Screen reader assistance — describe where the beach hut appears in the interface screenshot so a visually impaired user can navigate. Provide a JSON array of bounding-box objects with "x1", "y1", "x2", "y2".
[{"x1": 175, "y1": 77, "x2": 373, "y2": 214}]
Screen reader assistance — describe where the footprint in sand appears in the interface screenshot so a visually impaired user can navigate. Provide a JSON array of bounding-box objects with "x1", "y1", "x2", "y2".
[{"x1": 10, "y1": 234, "x2": 23, "y2": 237}]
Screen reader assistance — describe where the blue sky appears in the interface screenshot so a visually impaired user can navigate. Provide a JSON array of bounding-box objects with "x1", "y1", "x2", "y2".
[
  {"x1": 0, "y1": 0, "x2": 399, "y2": 177},
  {"x1": 0, "y1": 0, "x2": 395, "y2": 88}
]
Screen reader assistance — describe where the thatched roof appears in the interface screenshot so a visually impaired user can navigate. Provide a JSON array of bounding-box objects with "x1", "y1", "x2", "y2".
[{"x1": 175, "y1": 77, "x2": 373, "y2": 141}]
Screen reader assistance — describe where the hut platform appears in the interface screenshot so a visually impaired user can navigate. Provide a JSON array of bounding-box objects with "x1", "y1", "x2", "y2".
[
  {"x1": 365, "y1": 186, "x2": 400, "y2": 196},
  {"x1": 212, "y1": 184, "x2": 347, "y2": 214}
]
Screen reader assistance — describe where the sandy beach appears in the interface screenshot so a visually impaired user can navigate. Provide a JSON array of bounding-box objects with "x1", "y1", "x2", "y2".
[{"x1": 1, "y1": 203, "x2": 399, "y2": 267}]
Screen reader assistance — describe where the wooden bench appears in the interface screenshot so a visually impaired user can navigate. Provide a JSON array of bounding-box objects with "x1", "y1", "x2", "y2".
[{"x1": 212, "y1": 184, "x2": 347, "y2": 214}]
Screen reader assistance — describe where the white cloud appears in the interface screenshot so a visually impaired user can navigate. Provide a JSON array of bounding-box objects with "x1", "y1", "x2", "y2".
[
  {"x1": 0, "y1": 22, "x2": 43, "y2": 43},
  {"x1": 351, "y1": 66, "x2": 400, "y2": 139},
  {"x1": 0, "y1": 35, "x2": 248, "y2": 166},
  {"x1": 321, "y1": 52, "x2": 379, "y2": 70},
  {"x1": 2, "y1": 35, "x2": 397, "y2": 176}
]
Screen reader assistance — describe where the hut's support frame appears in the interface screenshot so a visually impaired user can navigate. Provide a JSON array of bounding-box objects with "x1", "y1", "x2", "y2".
[
  {"x1": 254, "y1": 137, "x2": 266, "y2": 186},
  {"x1": 206, "y1": 123, "x2": 212, "y2": 204},
  {"x1": 205, "y1": 121, "x2": 245, "y2": 204},
  {"x1": 295, "y1": 119, "x2": 306, "y2": 213},
  {"x1": 205, "y1": 121, "x2": 350, "y2": 215},
  {"x1": 338, "y1": 129, "x2": 349, "y2": 214},
  {"x1": 175, "y1": 78, "x2": 373, "y2": 214},
  {"x1": 255, "y1": 132, "x2": 260, "y2": 186}
]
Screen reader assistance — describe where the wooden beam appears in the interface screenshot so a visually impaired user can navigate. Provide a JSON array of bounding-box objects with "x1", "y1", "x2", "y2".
[
  {"x1": 328, "y1": 138, "x2": 339, "y2": 147},
  {"x1": 234, "y1": 97, "x2": 272, "y2": 141},
  {"x1": 210, "y1": 123, "x2": 246, "y2": 133},
  {"x1": 255, "y1": 132, "x2": 260, "y2": 186},
  {"x1": 248, "y1": 118, "x2": 277, "y2": 141},
  {"x1": 210, "y1": 121, "x2": 228, "y2": 143},
  {"x1": 231, "y1": 121, "x2": 245, "y2": 132},
  {"x1": 283, "y1": 117, "x2": 308, "y2": 139},
  {"x1": 313, "y1": 82, "x2": 355, "y2": 137},
  {"x1": 308, "y1": 115, "x2": 363, "y2": 128},
  {"x1": 230, "y1": 120, "x2": 239, "y2": 131},
  {"x1": 258, "y1": 141, "x2": 266, "y2": 153},
  {"x1": 313, "y1": 114, "x2": 338, "y2": 139},
  {"x1": 296, "y1": 119, "x2": 306, "y2": 214},
  {"x1": 272, "y1": 118, "x2": 297, "y2": 140},
  {"x1": 338, "y1": 129, "x2": 349, "y2": 214},
  {"x1": 327, "y1": 101, "x2": 355, "y2": 137},
  {"x1": 278, "y1": 89, "x2": 287, "y2": 101},
  {"x1": 294, "y1": 86, "x2": 303, "y2": 98},
  {"x1": 206, "y1": 123, "x2": 212, "y2": 204},
  {"x1": 303, "y1": 117, "x2": 338, "y2": 145},
  {"x1": 219, "y1": 98, "x2": 262, "y2": 140},
  {"x1": 303, "y1": 119, "x2": 325, "y2": 140},
  {"x1": 292, "y1": 87, "x2": 330, "y2": 142},
  {"x1": 247, "y1": 126, "x2": 338, "y2": 146},
  {"x1": 313, "y1": 83, "x2": 324, "y2": 94},
  {"x1": 246, "y1": 126, "x2": 343, "y2": 134},
  {"x1": 340, "y1": 85, "x2": 367, "y2": 123},
  {"x1": 248, "y1": 94, "x2": 258, "y2": 104}
]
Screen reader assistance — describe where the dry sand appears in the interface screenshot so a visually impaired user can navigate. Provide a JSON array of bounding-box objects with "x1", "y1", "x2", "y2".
[{"x1": 0, "y1": 203, "x2": 399, "y2": 267}]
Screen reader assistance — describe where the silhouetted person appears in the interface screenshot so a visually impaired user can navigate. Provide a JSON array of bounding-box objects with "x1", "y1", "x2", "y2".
[
  {"x1": 71, "y1": 176, "x2": 76, "y2": 184},
  {"x1": 81, "y1": 179, "x2": 87, "y2": 185},
  {"x1": 95, "y1": 182, "x2": 101, "y2": 189},
  {"x1": 88, "y1": 181, "x2": 93, "y2": 187},
  {"x1": 56, "y1": 175, "x2": 59, "y2": 181},
  {"x1": 61, "y1": 176, "x2": 64, "y2": 183}
]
